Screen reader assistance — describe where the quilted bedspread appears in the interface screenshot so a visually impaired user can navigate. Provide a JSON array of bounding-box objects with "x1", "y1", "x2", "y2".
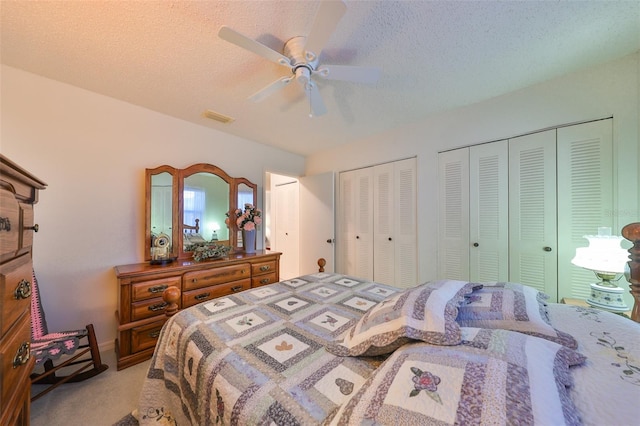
[
  {"x1": 136, "y1": 273, "x2": 640, "y2": 425},
  {"x1": 137, "y1": 273, "x2": 398, "y2": 425}
]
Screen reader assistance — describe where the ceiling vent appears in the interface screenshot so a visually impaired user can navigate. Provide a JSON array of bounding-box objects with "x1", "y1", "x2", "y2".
[{"x1": 202, "y1": 109, "x2": 235, "y2": 124}]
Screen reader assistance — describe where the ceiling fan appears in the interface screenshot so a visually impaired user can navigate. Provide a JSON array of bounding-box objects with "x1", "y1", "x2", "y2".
[{"x1": 218, "y1": 0, "x2": 381, "y2": 117}]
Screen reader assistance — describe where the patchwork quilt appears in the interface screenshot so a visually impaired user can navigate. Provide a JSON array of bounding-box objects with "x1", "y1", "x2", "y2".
[
  {"x1": 136, "y1": 273, "x2": 640, "y2": 426},
  {"x1": 137, "y1": 273, "x2": 398, "y2": 425}
]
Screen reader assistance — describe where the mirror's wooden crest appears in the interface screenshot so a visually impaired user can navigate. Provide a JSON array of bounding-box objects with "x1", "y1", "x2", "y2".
[{"x1": 145, "y1": 163, "x2": 257, "y2": 262}]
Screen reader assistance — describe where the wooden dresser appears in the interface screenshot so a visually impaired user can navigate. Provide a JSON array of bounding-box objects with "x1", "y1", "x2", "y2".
[
  {"x1": 0, "y1": 155, "x2": 46, "y2": 426},
  {"x1": 114, "y1": 250, "x2": 280, "y2": 370}
]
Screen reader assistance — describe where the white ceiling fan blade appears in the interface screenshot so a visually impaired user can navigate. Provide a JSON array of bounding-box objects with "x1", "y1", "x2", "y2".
[
  {"x1": 219, "y1": 26, "x2": 291, "y2": 68},
  {"x1": 249, "y1": 76, "x2": 293, "y2": 103},
  {"x1": 304, "y1": 81, "x2": 327, "y2": 117},
  {"x1": 303, "y1": 0, "x2": 347, "y2": 62},
  {"x1": 316, "y1": 65, "x2": 382, "y2": 84}
]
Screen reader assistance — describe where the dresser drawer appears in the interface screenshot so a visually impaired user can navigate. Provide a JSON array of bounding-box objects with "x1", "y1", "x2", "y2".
[
  {"x1": 0, "y1": 189, "x2": 20, "y2": 260},
  {"x1": 0, "y1": 255, "x2": 32, "y2": 338},
  {"x1": 132, "y1": 276, "x2": 181, "y2": 302},
  {"x1": 183, "y1": 264, "x2": 250, "y2": 291},
  {"x1": 131, "y1": 320, "x2": 166, "y2": 353},
  {"x1": 20, "y1": 203, "x2": 35, "y2": 251},
  {"x1": 252, "y1": 272, "x2": 277, "y2": 288},
  {"x1": 0, "y1": 313, "x2": 33, "y2": 415},
  {"x1": 182, "y1": 278, "x2": 251, "y2": 309},
  {"x1": 131, "y1": 297, "x2": 169, "y2": 321},
  {"x1": 252, "y1": 260, "x2": 277, "y2": 276}
]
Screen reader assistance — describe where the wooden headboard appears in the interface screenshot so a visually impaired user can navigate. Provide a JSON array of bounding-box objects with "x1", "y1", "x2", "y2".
[
  {"x1": 621, "y1": 222, "x2": 640, "y2": 322},
  {"x1": 184, "y1": 218, "x2": 200, "y2": 234}
]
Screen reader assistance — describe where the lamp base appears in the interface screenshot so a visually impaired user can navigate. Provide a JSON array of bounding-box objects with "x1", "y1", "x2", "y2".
[{"x1": 586, "y1": 282, "x2": 628, "y2": 313}]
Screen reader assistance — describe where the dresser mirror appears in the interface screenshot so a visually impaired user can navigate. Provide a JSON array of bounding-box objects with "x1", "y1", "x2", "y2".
[{"x1": 145, "y1": 163, "x2": 257, "y2": 262}]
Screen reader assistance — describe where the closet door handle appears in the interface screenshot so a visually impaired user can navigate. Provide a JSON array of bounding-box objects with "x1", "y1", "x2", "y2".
[
  {"x1": 388, "y1": 237, "x2": 392, "y2": 241},
  {"x1": 473, "y1": 243, "x2": 479, "y2": 247},
  {"x1": 543, "y1": 246, "x2": 552, "y2": 252},
  {"x1": 356, "y1": 236, "x2": 360, "y2": 239}
]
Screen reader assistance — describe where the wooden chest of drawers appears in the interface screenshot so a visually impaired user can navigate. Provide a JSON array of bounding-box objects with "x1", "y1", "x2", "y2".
[
  {"x1": 1, "y1": 155, "x2": 46, "y2": 426},
  {"x1": 114, "y1": 251, "x2": 280, "y2": 370}
]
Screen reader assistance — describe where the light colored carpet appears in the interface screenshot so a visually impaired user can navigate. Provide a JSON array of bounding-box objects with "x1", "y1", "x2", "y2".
[{"x1": 30, "y1": 349, "x2": 149, "y2": 426}]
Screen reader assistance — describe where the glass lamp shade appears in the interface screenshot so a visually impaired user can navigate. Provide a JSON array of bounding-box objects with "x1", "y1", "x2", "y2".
[
  {"x1": 571, "y1": 232, "x2": 629, "y2": 312},
  {"x1": 571, "y1": 235, "x2": 628, "y2": 274}
]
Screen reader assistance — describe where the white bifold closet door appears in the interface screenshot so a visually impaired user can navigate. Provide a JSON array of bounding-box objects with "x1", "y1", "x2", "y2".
[
  {"x1": 339, "y1": 158, "x2": 417, "y2": 287},
  {"x1": 470, "y1": 140, "x2": 509, "y2": 282},
  {"x1": 373, "y1": 158, "x2": 417, "y2": 287},
  {"x1": 437, "y1": 119, "x2": 613, "y2": 301},
  {"x1": 508, "y1": 130, "x2": 558, "y2": 297},
  {"x1": 437, "y1": 148, "x2": 470, "y2": 281},
  {"x1": 556, "y1": 120, "x2": 613, "y2": 299},
  {"x1": 338, "y1": 166, "x2": 374, "y2": 281}
]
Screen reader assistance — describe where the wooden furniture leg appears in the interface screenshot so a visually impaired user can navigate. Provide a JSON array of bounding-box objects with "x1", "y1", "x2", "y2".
[{"x1": 621, "y1": 222, "x2": 640, "y2": 323}]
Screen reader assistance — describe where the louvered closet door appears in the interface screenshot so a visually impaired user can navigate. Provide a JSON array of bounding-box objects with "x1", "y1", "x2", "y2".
[
  {"x1": 373, "y1": 162, "x2": 395, "y2": 285},
  {"x1": 469, "y1": 141, "x2": 509, "y2": 282},
  {"x1": 557, "y1": 119, "x2": 613, "y2": 299},
  {"x1": 338, "y1": 170, "x2": 356, "y2": 275},
  {"x1": 509, "y1": 130, "x2": 558, "y2": 299},
  {"x1": 338, "y1": 168, "x2": 374, "y2": 280},
  {"x1": 438, "y1": 149, "x2": 470, "y2": 281},
  {"x1": 393, "y1": 158, "x2": 417, "y2": 287},
  {"x1": 354, "y1": 168, "x2": 374, "y2": 280}
]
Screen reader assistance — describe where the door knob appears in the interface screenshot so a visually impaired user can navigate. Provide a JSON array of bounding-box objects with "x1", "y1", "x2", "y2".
[
  {"x1": 543, "y1": 246, "x2": 552, "y2": 252},
  {"x1": 473, "y1": 243, "x2": 479, "y2": 247},
  {"x1": 326, "y1": 239, "x2": 333, "y2": 244}
]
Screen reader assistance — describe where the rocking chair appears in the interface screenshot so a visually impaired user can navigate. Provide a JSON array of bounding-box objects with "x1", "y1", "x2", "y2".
[{"x1": 30, "y1": 270, "x2": 109, "y2": 401}]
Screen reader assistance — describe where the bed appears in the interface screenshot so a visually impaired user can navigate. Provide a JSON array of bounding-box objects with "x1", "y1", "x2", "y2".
[{"x1": 134, "y1": 224, "x2": 640, "y2": 425}]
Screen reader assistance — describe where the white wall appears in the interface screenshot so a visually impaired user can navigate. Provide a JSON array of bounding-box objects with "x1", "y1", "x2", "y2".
[
  {"x1": 1, "y1": 65, "x2": 305, "y2": 349},
  {"x1": 307, "y1": 52, "x2": 640, "y2": 306}
]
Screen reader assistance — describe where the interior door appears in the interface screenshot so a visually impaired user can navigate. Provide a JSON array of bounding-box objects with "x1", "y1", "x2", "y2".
[
  {"x1": 509, "y1": 129, "x2": 558, "y2": 299},
  {"x1": 438, "y1": 148, "x2": 470, "y2": 281},
  {"x1": 299, "y1": 172, "x2": 335, "y2": 274},
  {"x1": 275, "y1": 181, "x2": 299, "y2": 280},
  {"x1": 469, "y1": 140, "x2": 509, "y2": 282}
]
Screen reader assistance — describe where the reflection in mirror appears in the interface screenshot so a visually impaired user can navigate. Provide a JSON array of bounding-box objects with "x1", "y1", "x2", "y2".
[
  {"x1": 147, "y1": 166, "x2": 178, "y2": 263},
  {"x1": 236, "y1": 182, "x2": 256, "y2": 249},
  {"x1": 151, "y1": 172, "x2": 173, "y2": 239},
  {"x1": 183, "y1": 172, "x2": 230, "y2": 253}
]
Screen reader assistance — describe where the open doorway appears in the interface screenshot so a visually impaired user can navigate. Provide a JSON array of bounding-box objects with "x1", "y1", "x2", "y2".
[
  {"x1": 266, "y1": 170, "x2": 336, "y2": 278},
  {"x1": 265, "y1": 172, "x2": 300, "y2": 280}
]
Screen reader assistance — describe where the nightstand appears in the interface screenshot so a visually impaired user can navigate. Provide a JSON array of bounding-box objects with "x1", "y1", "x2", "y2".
[{"x1": 561, "y1": 297, "x2": 631, "y2": 318}]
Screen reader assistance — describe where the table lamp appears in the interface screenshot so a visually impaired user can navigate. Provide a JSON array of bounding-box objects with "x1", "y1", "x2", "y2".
[{"x1": 571, "y1": 227, "x2": 629, "y2": 312}]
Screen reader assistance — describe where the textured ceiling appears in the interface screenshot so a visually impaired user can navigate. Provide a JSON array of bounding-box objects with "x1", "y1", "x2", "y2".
[{"x1": 2, "y1": 1, "x2": 639, "y2": 156}]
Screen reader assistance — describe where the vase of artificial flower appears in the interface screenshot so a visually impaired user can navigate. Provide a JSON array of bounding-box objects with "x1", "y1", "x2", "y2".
[
  {"x1": 228, "y1": 203, "x2": 262, "y2": 254},
  {"x1": 242, "y1": 228, "x2": 256, "y2": 254}
]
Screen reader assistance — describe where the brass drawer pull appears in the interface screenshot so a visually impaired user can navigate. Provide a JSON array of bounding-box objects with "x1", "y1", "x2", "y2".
[
  {"x1": 1, "y1": 217, "x2": 12, "y2": 231},
  {"x1": 194, "y1": 292, "x2": 211, "y2": 301},
  {"x1": 191, "y1": 278, "x2": 198, "y2": 283},
  {"x1": 13, "y1": 342, "x2": 30, "y2": 368},
  {"x1": 148, "y1": 284, "x2": 169, "y2": 294},
  {"x1": 148, "y1": 302, "x2": 168, "y2": 312},
  {"x1": 149, "y1": 331, "x2": 161, "y2": 339},
  {"x1": 14, "y1": 279, "x2": 32, "y2": 300},
  {"x1": 260, "y1": 265, "x2": 270, "y2": 272},
  {"x1": 231, "y1": 285, "x2": 243, "y2": 292},
  {"x1": 24, "y1": 224, "x2": 39, "y2": 232},
  {"x1": 260, "y1": 278, "x2": 270, "y2": 284}
]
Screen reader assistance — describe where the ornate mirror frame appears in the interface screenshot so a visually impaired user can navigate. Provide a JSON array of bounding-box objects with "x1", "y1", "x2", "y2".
[
  {"x1": 145, "y1": 163, "x2": 258, "y2": 262},
  {"x1": 145, "y1": 165, "x2": 179, "y2": 262}
]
